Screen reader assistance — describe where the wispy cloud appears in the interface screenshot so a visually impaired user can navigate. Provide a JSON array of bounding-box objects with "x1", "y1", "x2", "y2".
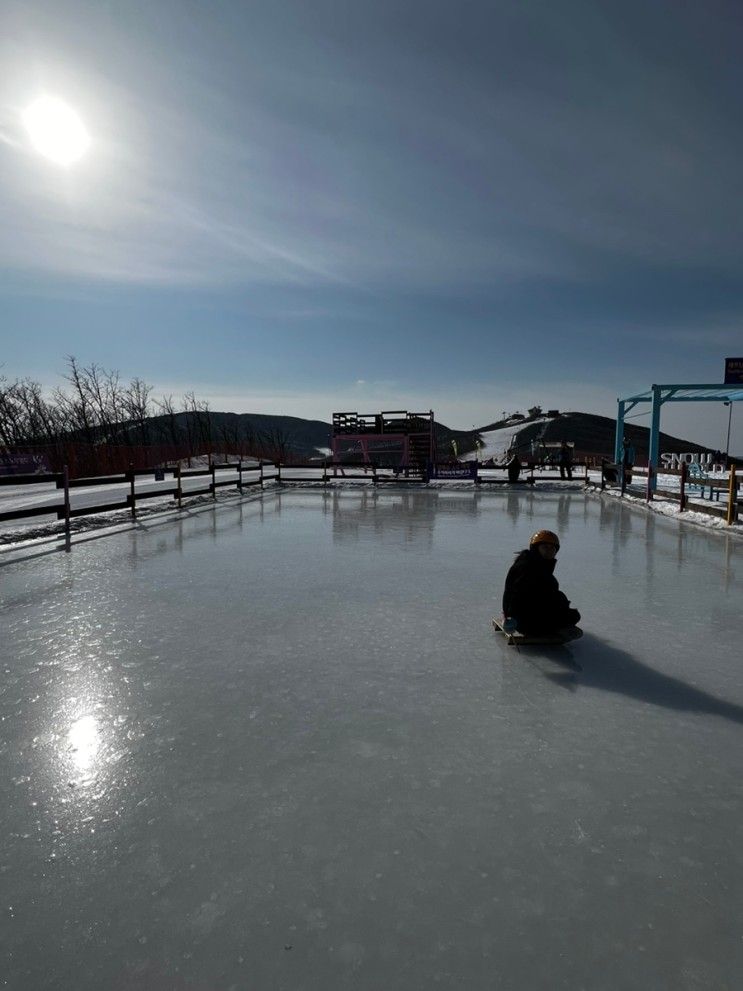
[
  {"x1": 8, "y1": 0, "x2": 704, "y2": 290},
  {"x1": 614, "y1": 314, "x2": 743, "y2": 349},
  {"x1": 2, "y1": 0, "x2": 742, "y2": 451}
]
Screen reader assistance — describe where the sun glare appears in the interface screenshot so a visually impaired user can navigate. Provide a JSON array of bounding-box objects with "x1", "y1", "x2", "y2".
[
  {"x1": 67, "y1": 714, "x2": 101, "y2": 771},
  {"x1": 22, "y1": 96, "x2": 90, "y2": 166}
]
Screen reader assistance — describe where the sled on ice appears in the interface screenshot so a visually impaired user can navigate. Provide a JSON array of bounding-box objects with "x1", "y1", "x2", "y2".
[{"x1": 492, "y1": 618, "x2": 583, "y2": 646}]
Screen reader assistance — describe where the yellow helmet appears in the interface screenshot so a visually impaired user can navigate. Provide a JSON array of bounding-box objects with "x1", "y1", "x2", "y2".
[{"x1": 530, "y1": 529, "x2": 560, "y2": 550}]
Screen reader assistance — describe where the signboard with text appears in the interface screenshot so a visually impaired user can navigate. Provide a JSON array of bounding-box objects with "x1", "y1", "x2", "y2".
[
  {"x1": 724, "y1": 357, "x2": 743, "y2": 384},
  {"x1": 431, "y1": 463, "x2": 478, "y2": 480},
  {"x1": 0, "y1": 452, "x2": 51, "y2": 475}
]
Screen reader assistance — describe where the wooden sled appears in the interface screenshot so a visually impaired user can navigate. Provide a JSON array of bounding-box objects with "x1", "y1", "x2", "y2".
[{"x1": 492, "y1": 618, "x2": 583, "y2": 647}]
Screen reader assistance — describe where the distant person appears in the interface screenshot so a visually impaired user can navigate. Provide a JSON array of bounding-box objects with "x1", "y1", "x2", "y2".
[
  {"x1": 502, "y1": 530, "x2": 581, "y2": 638},
  {"x1": 558, "y1": 441, "x2": 573, "y2": 480},
  {"x1": 621, "y1": 437, "x2": 635, "y2": 484},
  {"x1": 506, "y1": 452, "x2": 521, "y2": 483}
]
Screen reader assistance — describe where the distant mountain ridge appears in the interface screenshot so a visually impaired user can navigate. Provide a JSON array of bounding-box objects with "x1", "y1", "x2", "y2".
[
  {"x1": 475, "y1": 411, "x2": 715, "y2": 461},
  {"x1": 117, "y1": 410, "x2": 480, "y2": 459},
  {"x1": 114, "y1": 408, "x2": 717, "y2": 462}
]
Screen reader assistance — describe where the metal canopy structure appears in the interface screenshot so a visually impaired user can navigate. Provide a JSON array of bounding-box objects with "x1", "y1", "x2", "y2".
[{"x1": 616, "y1": 384, "x2": 743, "y2": 488}]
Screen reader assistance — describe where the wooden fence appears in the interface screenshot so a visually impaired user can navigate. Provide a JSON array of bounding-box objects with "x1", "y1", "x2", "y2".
[
  {"x1": 593, "y1": 461, "x2": 741, "y2": 526},
  {"x1": 0, "y1": 458, "x2": 597, "y2": 552},
  {"x1": 0, "y1": 462, "x2": 279, "y2": 551}
]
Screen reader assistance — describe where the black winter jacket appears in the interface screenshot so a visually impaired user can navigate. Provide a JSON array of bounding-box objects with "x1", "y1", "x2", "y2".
[{"x1": 502, "y1": 548, "x2": 580, "y2": 635}]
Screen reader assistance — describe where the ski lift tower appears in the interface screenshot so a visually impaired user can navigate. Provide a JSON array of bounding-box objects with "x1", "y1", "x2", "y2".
[{"x1": 331, "y1": 410, "x2": 435, "y2": 472}]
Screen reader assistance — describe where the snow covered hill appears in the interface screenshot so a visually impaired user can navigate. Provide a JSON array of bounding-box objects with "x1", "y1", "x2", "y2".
[{"x1": 466, "y1": 411, "x2": 716, "y2": 463}]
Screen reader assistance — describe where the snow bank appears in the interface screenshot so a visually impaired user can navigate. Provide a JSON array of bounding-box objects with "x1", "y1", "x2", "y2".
[{"x1": 585, "y1": 475, "x2": 742, "y2": 538}]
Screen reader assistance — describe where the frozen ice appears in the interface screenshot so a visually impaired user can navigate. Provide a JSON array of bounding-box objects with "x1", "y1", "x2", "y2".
[{"x1": 1, "y1": 487, "x2": 742, "y2": 989}]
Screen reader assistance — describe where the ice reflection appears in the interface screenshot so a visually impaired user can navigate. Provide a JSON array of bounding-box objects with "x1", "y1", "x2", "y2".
[
  {"x1": 66, "y1": 714, "x2": 100, "y2": 771},
  {"x1": 331, "y1": 489, "x2": 437, "y2": 548}
]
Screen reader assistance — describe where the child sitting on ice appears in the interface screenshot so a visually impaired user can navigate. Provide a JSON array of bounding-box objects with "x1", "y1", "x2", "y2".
[{"x1": 502, "y1": 529, "x2": 581, "y2": 639}]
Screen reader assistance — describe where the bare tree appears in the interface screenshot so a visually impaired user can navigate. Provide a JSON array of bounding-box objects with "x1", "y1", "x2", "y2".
[
  {"x1": 54, "y1": 356, "x2": 97, "y2": 444},
  {"x1": 240, "y1": 420, "x2": 258, "y2": 460},
  {"x1": 182, "y1": 392, "x2": 200, "y2": 465},
  {"x1": 195, "y1": 398, "x2": 213, "y2": 460},
  {"x1": 83, "y1": 363, "x2": 125, "y2": 444},
  {"x1": 0, "y1": 376, "x2": 22, "y2": 447},
  {"x1": 259, "y1": 425, "x2": 294, "y2": 463},
  {"x1": 18, "y1": 379, "x2": 62, "y2": 444},
  {"x1": 0, "y1": 377, "x2": 63, "y2": 447},
  {"x1": 156, "y1": 394, "x2": 182, "y2": 453},
  {"x1": 218, "y1": 415, "x2": 243, "y2": 462},
  {"x1": 123, "y1": 377, "x2": 153, "y2": 447}
]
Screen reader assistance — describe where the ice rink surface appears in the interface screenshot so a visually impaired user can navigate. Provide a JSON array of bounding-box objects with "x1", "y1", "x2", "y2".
[{"x1": 2, "y1": 488, "x2": 742, "y2": 990}]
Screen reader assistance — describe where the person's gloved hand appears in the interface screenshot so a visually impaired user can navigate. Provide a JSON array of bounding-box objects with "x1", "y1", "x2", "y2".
[{"x1": 503, "y1": 617, "x2": 518, "y2": 634}]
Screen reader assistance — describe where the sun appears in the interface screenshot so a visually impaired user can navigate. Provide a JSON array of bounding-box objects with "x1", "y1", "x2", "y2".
[{"x1": 22, "y1": 96, "x2": 91, "y2": 166}]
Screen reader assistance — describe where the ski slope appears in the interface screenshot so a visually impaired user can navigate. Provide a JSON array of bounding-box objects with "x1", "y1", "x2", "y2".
[{"x1": 461, "y1": 417, "x2": 551, "y2": 461}]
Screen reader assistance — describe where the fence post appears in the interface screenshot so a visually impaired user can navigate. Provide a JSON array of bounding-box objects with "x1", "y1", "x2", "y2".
[
  {"x1": 237, "y1": 460, "x2": 243, "y2": 493},
  {"x1": 211, "y1": 461, "x2": 217, "y2": 500},
  {"x1": 63, "y1": 465, "x2": 71, "y2": 552},
  {"x1": 646, "y1": 463, "x2": 653, "y2": 503},
  {"x1": 259, "y1": 461, "x2": 264, "y2": 490},
  {"x1": 600, "y1": 459, "x2": 606, "y2": 490},
  {"x1": 679, "y1": 461, "x2": 687, "y2": 512},
  {"x1": 176, "y1": 464, "x2": 182, "y2": 509},
  {"x1": 726, "y1": 464, "x2": 738, "y2": 526},
  {"x1": 277, "y1": 461, "x2": 282, "y2": 483},
  {"x1": 129, "y1": 466, "x2": 136, "y2": 519},
  {"x1": 620, "y1": 459, "x2": 627, "y2": 496}
]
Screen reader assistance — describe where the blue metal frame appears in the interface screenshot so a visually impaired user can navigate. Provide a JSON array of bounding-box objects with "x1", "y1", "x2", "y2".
[{"x1": 615, "y1": 384, "x2": 743, "y2": 490}]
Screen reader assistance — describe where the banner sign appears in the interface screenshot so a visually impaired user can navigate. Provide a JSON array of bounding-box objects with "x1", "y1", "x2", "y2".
[
  {"x1": 0, "y1": 452, "x2": 51, "y2": 475},
  {"x1": 431, "y1": 463, "x2": 478, "y2": 480},
  {"x1": 724, "y1": 357, "x2": 743, "y2": 384}
]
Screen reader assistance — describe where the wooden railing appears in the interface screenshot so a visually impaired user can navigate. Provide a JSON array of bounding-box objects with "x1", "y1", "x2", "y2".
[
  {"x1": 593, "y1": 461, "x2": 740, "y2": 525},
  {"x1": 0, "y1": 457, "x2": 609, "y2": 551},
  {"x1": 0, "y1": 462, "x2": 279, "y2": 551}
]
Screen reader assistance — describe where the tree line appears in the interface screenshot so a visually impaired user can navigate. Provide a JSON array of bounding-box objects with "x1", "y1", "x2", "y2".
[{"x1": 0, "y1": 358, "x2": 293, "y2": 474}]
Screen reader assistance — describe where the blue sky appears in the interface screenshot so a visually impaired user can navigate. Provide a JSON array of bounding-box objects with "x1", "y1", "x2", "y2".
[{"x1": 1, "y1": 0, "x2": 742, "y2": 447}]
